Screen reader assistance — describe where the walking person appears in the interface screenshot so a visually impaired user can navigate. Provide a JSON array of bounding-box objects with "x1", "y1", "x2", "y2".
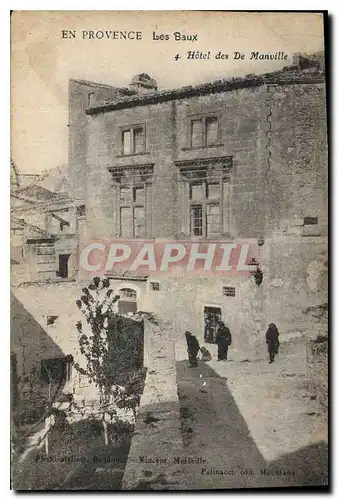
[
  {"x1": 184, "y1": 331, "x2": 200, "y2": 367},
  {"x1": 216, "y1": 321, "x2": 232, "y2": 361},
  {"x1": 265, "y1": 323, "x2": 280, "y2": 364}
]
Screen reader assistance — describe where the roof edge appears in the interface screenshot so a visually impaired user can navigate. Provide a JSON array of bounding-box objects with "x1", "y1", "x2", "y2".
[
  {"x1": 86, "y1": 70, "x2": 325, "y2": 115},
  {"x1": 69, "y1": 78, "x2": 118, "y2": 90}
]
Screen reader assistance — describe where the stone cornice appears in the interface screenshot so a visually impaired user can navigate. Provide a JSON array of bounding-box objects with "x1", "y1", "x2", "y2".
[{"x1": 174, "y1": 156, "x2": 233, "y2": 168}]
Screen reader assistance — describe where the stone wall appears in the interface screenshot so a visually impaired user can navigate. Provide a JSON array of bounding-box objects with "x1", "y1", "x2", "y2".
[
  {"x1": 304, "y1": 303, "x2": 328, "y2": 408},
  {"x1": 307, "y1": 339, "x2": 328, "y2": 409},
  {"x1": 11, "y1": 280, "x2": 146, "y2": 423},
  {"x1": 84, "y1": 79, "x2": 327, "y2": 242},
  {"x1": 68, "y1": 79, "x2": 119, "y2": 206},
  {"x1": 122, "y1": 318, "x2": 186, "y2": 490}
]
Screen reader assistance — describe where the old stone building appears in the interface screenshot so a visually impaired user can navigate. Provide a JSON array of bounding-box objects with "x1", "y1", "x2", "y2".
[
  {"x1": 11, "y1": 54, "x2": 328, "y2": 424},
  {"x1": 78, "y1": 54, "x2": 327, "y2": 353},
  {"x1": 11, "y1": 165, "x2": 78, "y2": 283}
]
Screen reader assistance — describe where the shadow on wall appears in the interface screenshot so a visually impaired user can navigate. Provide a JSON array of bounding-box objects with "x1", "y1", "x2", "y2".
[
  {"x1": 11, "y1": 292, "x2": 67, "y2": 425},
  {"x1": 176, "y1": 360, "x2": 328, "y2": 489}
]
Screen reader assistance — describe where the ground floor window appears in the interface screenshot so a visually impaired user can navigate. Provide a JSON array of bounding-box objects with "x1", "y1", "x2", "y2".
[
  {"x1": 118, "y1": 288, "x2": 138, "y2": 314},
  {"x1": 204, "y1": 306, "x2": 222, "y2": 344},
  {"x1": 40, "y1": 355, "x2": 73, "y2": 384}
]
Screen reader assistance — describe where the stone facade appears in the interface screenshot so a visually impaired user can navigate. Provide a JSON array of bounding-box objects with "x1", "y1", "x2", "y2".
[
  {"x1": 11, "y1": 56, "x2": 328, "y2": 426},
  {"x1": 78, "y1": 62, "x2": 327, "y2": 350}
]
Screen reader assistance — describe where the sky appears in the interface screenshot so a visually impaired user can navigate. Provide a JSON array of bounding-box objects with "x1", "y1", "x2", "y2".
[{"x1": 11, "y1": 11, "x2": 325, "y2": 174}]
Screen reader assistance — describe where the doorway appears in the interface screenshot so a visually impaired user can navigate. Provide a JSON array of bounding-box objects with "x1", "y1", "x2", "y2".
[
  {"x1": 58, "y1": 254, "x2": 70, "y2": 278},
  {"x1": 204, "y1": 306, "x2": 222, "y2": 344}
]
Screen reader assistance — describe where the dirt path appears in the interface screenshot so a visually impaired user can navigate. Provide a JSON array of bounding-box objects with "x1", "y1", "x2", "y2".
[{"x1": 176, "y1": 342, "x2": 328, "y2": 490}]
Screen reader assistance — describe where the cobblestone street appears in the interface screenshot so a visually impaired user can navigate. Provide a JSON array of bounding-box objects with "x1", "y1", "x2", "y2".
[{"x1": 176, "y1": 338, "x2": 328, "y2": 489}]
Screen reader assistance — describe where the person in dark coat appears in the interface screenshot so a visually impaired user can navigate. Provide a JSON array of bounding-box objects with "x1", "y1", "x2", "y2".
[
  {"x1": 215, "y1": 322, "x2": 232, "y2": 361},
  {"x1": 265, "y1": 323, "x2": 280, "y2": 363},
  {"x1": 185, "y1": 331, "x2": 200, "y2": 367}
]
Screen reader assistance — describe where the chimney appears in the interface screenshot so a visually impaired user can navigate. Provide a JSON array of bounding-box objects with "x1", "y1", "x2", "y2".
[
  {"x1": 129, "y1": 73, "x2": 158, "y2": 94},
  {"x1": 292, "y1": 51, "x2": 325, "y2": 71}
]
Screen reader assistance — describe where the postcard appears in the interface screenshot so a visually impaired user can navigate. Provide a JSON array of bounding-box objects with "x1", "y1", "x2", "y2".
[{"x1": 10, "y1": 11, "x2": 328, "y2": 490}]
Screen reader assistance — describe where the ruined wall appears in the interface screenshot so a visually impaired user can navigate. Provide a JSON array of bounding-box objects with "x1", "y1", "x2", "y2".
[
  {"x1": 11, "y1": 280, "x2": 146, "y2": 420},
  {"x1": 307, "y1": 338, "x2": 328, "y2": 409},
  {"x1": 122, "y1": 319, "x2": 185, "y2": 490},
  {"x1": 11, "y1": 282, "x2": 84, "y2": 377},
  {"x1": 11, "y1": 291, "x2": 68, "y2": 422}
]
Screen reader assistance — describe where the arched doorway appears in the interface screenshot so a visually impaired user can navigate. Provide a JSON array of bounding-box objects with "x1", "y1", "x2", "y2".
[{"x1": 118, "y1": 287, "x2": 138, "y2": 314}]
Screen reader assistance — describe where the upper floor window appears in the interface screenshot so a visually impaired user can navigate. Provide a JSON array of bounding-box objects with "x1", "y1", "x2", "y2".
[
  {"x1": 190, "y1": 115, "x2": 220, "y2": 148},
  {"x1": 189, "y1": 181, "x2": 221, "y2": 237},
  {"x1": 108, "y1": 163, "x2": 154, "y2": 239},
  {"x1": 176, "y1": 156, "x2": 233, "y2": 239},
  {"x1": 122, "y1": 126, "x2": 145, "y2": 155},
  {"x1": 120, "y1": 185, "x2": 146, "y2": 238}
]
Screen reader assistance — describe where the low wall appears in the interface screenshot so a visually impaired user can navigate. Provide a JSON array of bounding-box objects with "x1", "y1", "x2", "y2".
[
  {"x1": 122, "y1": 319, "x2": 186, "y2": 490},
  {"x1": 307, "y1": 338, "x2": 328, "y2": 409}
]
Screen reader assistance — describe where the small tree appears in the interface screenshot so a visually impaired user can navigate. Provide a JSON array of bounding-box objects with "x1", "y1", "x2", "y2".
[{"x1": 74, "y1": 277, "x2": 143, "y2": 445}]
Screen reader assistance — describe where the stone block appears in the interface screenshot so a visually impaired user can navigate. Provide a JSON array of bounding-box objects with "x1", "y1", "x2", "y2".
[
  {"x1": 287, "y1": 226, "x2": 304, "y2": 236},
  {"x1": 303, "y1": 225, "x2": 322, "y2": 237},
  {"x1": 289, "y1": 218, "x2": 304, "y2": 227}
]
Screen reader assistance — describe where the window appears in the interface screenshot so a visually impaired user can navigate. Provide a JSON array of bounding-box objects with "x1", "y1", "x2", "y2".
[
  {"x1": 150, "y1": 282, "x2": 160, "y2": 291},
  {"x1": 206, "y1": 116, "x2": 218, "y2": 145},
  {"x1": 47, "y1": 315, "x2": 58, "y2": 326},
  {"x1": 304, "y1": 217, "x2": 318, "y2": 225},
  {"x1": 40, "y1": 355, "x2": 73, "y2": 384},
  {"x1": 223, "y1": 286, "x2": 235, "y2": 297},
  {"x1": 120, "y1": 288, "x2": 137, "y2": 300},
  {"x1": 122, "y1": 126, "x2": 145, "y2": 155},
  {"x1": 118, "y1": 288, "x2": 138, "y2": 314},
  {"x1": 188, "y1": 181, "x2": 221, "y2": 237},
  {"x1": 88, "y1": 92, "x2": 94, "y2": 106},
  {"x1": 77, "y1": 205, "x2": 86, "y2": 216},
  {"x1": 190, "y1": 205, "x2": 203, "y2": 236},
  {"x1": 177, "y1": 157, "x2": 233, "y2": 239},
  {"x1": 191, "y1": 119, "x2": 203, "y2": 148},
  {"x1": 109, "y1": 164, "x2": 153, "y2": 239},
  {"x1": 190, "y1": 183, "x2": 204, "y2": 201},
  {"x1": 120, "y1": 185, "x2": 146, "y2": 238},
  {"x1": 206, "y1": 204, "x2": 220, "y2": 237},
  {"x1": 189, "y1": 115, "x2": 220, "y2": 148}
]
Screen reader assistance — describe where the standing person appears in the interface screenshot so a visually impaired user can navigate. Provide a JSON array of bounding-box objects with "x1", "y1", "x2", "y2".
[
  {"x1": 265, "y1": 323, "x2": 280, "y2": 364},
  {"x1": 184, "y1": 331, "x2": 200, "y2": 367},
  {"x1": 216, "y1": 322, "x2": 232, "y2": 361}
]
